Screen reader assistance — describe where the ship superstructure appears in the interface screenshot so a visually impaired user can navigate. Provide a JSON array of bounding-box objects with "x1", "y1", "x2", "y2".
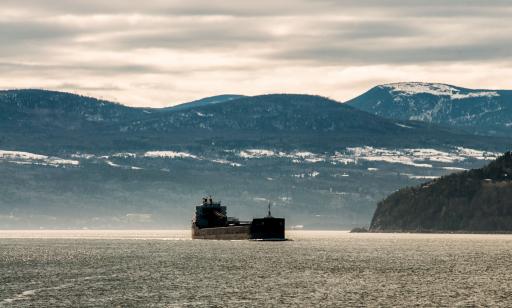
[{"x1": 192, "y1": 196, "x2": 285, "y2": 240}]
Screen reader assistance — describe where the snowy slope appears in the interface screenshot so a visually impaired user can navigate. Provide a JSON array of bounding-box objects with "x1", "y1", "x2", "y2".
[{"x1": 347, "y1": 82, "x2": 512, "y2": 136}]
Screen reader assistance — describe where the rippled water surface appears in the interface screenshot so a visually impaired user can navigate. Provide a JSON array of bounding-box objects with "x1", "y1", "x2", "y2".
[{"x1": 1, "y1": 230, "x2": 512, "y2": 307}]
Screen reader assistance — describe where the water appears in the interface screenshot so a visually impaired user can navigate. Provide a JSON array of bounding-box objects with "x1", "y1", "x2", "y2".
[{"x1": 1, "y1": 230, "x2": 512, "y2": 307}]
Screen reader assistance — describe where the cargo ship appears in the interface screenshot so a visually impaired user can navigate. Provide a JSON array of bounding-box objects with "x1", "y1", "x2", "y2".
[{"x1": 192, "y1": 196, "x2": 286, "y2": 240}]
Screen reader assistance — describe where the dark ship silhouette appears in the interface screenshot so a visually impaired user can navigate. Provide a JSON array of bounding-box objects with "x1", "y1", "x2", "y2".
[{"x1": 192, "y1": 196, "x2": 286, "y2": 240}]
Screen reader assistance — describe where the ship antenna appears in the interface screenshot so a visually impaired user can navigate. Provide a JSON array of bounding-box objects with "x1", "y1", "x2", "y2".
[{"x1": 267, "y1": 202, "x2": 272, "y2": 217}]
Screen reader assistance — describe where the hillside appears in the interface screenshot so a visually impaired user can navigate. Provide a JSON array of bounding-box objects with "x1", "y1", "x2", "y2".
[
  {"x1": 370, "y1": 152, "x2": 512, "y2": 232},
  {"x1": 0, "y1": 90, "x2": 507, "y2": 153},
  {"x1": 0, "y1": 89, "x2": 510, "y2": 228},
  {"x1": 347, "y1": 82, "x2": 512, "y2": 137},
  {"x1": 0, "y1": 89, "x2": 151, "y2": 152},
  {"x1": 168, "y1": 94, "x2": 245, "y2": 111}
]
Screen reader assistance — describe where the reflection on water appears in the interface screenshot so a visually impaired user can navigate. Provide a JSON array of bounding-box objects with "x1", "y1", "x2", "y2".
[{"x1": 1, "y1": 230, "x2": 512, "y2": 307}]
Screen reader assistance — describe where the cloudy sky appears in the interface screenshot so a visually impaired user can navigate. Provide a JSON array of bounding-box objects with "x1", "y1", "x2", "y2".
[{"x1": 1, "y1": 0, "x2": 511, "y2": 107}]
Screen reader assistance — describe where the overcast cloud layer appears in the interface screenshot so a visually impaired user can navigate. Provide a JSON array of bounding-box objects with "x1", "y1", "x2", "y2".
[{"x1": 1, "y1": 0, "x2": 511, "y2": 107}]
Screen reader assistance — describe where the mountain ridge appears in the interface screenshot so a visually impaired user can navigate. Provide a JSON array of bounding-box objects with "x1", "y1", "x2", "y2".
[
  {"x1": 347, "y1": 82, "x2": 512, "y2": 137},
  {"x1": 3, "y1": 90, "x2": 507, "y2": 153}
]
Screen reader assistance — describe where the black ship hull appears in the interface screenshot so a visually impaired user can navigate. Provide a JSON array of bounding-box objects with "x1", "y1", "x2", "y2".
[
  {"x1": 192, "y1": 217, "x2": 286, "y2": 240},
  {"x1": 192, "y1": 224, "x2": 251, "y2": 240},
  {"x1": 191, "y1": 196, "x2": 286, "y2": 240}
]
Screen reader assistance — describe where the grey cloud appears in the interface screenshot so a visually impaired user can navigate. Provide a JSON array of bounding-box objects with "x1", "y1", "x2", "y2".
[
  {"x1": 53, "y1": 83, "x2": 123, "y2": 91},
  {"x1": 1, "y1": 0, "x2": 326, "y2": 16},
  {"x1": 21, "y1": 17, "x2": 425, "y2": 53},
  {"x1": 0, "y1": 21, "x2": 93, "y2": 57},
  {"x1": 0, "y1": 21, "x2": 81, "y2": 47},
  {"x1": 313, "y1": 20, "x2": 425, "y2": 40},
  {"x1": 104, "y1": 22, "x2": 276, "y2": 50},
  {"x1": 269, "y1": 38, "x2": 512, "y2": 65},
  {"x1": 3, "y1": 0, "x2": 512, "y2": 17},
  {"x1": 0, "y1": 60, "x2": 268, "y2": 77},
  {"x1": 0, "y1": 61, "x2": 167, "y2": 75}
]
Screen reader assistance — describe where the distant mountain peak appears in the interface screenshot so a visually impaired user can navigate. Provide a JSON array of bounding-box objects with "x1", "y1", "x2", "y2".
[
  {"x1": 169, "y1": 94, "x2": 245, "y2": 111},
  {"x1": 379, "y1": 82, "x2": 500, "y2": 100},
  {"x1": 347, "y1": 82, "x2": 511, "y2": 137},
  {"x1": 0, "y1": 88, "x2": 125, "y2": 108}
]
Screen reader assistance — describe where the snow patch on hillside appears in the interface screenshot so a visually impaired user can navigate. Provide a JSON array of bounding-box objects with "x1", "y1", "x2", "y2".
[
  {"x1": 105, "y1": 160, "x2": 121, "y2": 167},
  {"x1": 105, "y1": 160, "x2": 143, "y2": 170},
  {"x1": 233, "y1": 146, "x2": 500, "y2": 169},
  {"x1": 4, "y1": 146, "x2": 497, "y2": 172},
  {"x1": 345, "y1": 146, "x2": 500, "y2": 168},
  {"x1": 293, "y1": 171, "x2": 320, "y2": 178},
  {"x1": 0, "y1": 150, "x2": 79, "y2": 167},
  {"x1": 443, "y1": 166, "x2": 467, "y2": 171},
  {"x1": 71, "y1": 153, "x2": 95, "y2": 159},
  {"x1": 112, "y1": 152, "x2": 137, "y2": 158},
  {"x1": 455, "y1": 147, "x2": 498, "y2": 160},
  {"x1": 144, "y1": 151, "x2": 199, "y2": 159},
  {"x1": 195, "y1": 111, "x2": 212, "y2": 117},
  {"x1": 239, "y1": 149, "x2": 276, "y2": 158},
  {"x1": 381, "y1": 82, "x2": 499, "y2": 100},
  {"x1": 212, "y1": 159, "x2": 242, "y2": 167},
  {"x1": 403, "y1": 174, "x2": 440, "y2": 180},
  {"x1": 395, "y1": 123, "x2": 413, "y2": 129},
  {"x1": 238, "y1": 149, "x2": 326, "y2": 162},
  {"x1": 347, "y1": 147, "x2": 433, "y2": 167}
]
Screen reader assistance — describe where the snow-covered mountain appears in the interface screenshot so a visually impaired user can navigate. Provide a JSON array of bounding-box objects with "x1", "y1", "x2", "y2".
[{"x1": 347, "y1": 82, "x2": 512, "y2": 137}]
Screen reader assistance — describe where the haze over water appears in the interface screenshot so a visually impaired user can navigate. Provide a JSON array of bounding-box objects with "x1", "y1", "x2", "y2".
[{"x1": 1, "y1": 230, "x2": 512, "y2": 307}]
